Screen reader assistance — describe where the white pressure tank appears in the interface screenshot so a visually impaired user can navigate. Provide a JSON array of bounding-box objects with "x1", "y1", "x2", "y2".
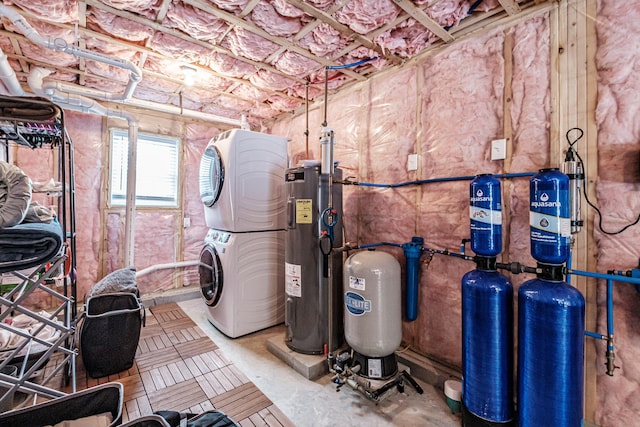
[{"x1": 344, "y1": 250, "x2": 402, "y2": 358}]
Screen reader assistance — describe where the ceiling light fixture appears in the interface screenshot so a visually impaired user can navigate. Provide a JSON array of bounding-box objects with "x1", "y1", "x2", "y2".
[{"x1": 181, "y1": 65, "x2": 196, "y2": 86}]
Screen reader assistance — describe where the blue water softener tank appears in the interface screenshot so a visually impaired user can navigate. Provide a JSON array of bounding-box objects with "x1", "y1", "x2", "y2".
[
  {"x1": 518, "y1": 168, "x2": 585, "y2": 427},
  {"x1": 518, "y1": 278, "x2": 585, "y2": 427},
  {"x1": 470, "y1": 174, "x2": 502, "y2": 257},
  {"x1": 529, "y1": 168, "x2": 571, "y2": 264},
  {"x1": 462, "y1": 175, "x2": 514, "y2": 427},
  {"x1": 462, "y1": 268, "x2": 514, "y2": 426}
]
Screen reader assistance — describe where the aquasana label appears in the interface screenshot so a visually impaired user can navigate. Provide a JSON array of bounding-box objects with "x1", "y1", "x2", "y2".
[
  {"x1": 530, "y1": 191, "x2": 571, "y2": 240},
  {"x1": 345, "y1": 291, "x2": 372, "y2": 316}
]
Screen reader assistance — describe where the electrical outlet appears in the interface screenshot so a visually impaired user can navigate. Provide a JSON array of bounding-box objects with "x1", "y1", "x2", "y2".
[
  {"x1": 491, "y1": 139, "x2": 507, "y2": 160},
  {"x1": 408, "y1": 154, "x2": 418, "y2": 171},
  {"x1": 183, "y1": 217, "x2": 190, "y2": 228}
]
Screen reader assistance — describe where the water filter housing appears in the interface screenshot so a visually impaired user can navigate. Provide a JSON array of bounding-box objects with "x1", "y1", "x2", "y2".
[
  {"x1": 529, "y1": 168, "x2": 571, "y2": 264},
  {"x1": 344, "y1": 250, "x2": 402, "y2": 358},
  {"x1": 470, "y1": 174, "x2": 502, "y2": 257}
]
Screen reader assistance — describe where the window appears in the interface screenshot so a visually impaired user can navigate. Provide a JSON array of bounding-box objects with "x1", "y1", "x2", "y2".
[{"x1": 109, "y1": 129, "x2": 180, "y2": 207}]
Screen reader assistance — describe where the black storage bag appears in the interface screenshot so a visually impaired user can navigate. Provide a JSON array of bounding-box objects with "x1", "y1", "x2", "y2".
[
  {"x1": 122, "y1": 415, "x2": 171, "y2": 427},
  {"x1": 0, "y1": 382, "x2": 123, "y2": 427},
  {"x1": 80, "y1": 292, "x2": 144, "y2": 378},
  {"x1": 155, "y1": 410, "x2": 240, "y2": 427}
]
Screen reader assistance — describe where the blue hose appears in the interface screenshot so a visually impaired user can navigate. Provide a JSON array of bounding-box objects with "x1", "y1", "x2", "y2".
[
  {"x1": 355, "y1": 172, "x2": 536, "y2": 188},
  {"x1": 326, "y1": 58, "x2": 378, "y2": 70}
]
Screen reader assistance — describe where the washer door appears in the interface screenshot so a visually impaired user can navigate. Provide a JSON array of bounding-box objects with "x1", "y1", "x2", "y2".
[
  {"x1": 199, "y1": 144, "x2": 224, "y2": 207},
  {"x1": 199, "y1": 244, "x2": 223, "y2": 306}
]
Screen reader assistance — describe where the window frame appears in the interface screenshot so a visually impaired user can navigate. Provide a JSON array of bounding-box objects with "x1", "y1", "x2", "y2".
[{"x1": 108, "y1": 128, "x2": 181, "y2": 208}]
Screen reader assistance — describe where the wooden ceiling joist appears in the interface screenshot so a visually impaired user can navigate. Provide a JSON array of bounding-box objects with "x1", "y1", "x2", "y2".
[
  {"x1": 391, "y1": 0, "x2": 455, "y2": 43},
  {"x1": 498, "y1": 0, "x2": 522, "y2": 15}
]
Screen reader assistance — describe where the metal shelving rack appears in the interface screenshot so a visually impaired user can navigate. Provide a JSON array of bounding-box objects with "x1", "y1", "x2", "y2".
[{"x1": 0, "y1": 95, "x2": 77, "y2": 409}]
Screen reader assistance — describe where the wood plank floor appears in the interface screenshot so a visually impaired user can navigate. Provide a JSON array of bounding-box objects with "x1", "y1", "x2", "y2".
[{"x1": 57, "y1": 302, "x2": 294, "y2": 426}]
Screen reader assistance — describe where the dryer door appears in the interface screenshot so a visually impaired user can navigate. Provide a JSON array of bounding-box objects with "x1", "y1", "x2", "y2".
[
  {"x1": 199, "y1": 244, "x2": 223, "y2": 306},
  {"x1": 199, "y1": 144, "x2": 224, "y2": 207}
]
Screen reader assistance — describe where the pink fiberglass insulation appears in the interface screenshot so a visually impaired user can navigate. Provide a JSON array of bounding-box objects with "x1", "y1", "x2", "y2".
[
  {"x1": 86, "y1": 7, "x2": 154, "y2": 42},
  {"x1": 334, "y1": 0, "x2": 400, "y2": 34},
  {"x1": 593, "y1": 1, "x2": 640, "y2": 425},
  {"x1": 222, "y1": 27, "x2": 281, "y2": 62},
  {"x1": 163, "y1": 1, "x2": 229, "y2": 43},
  {"x1": 84, "y1": 39, "x2": 139, "y2": 83},
  {"x1": 232, "y1": 85, "x2": 270, "y2": 103},
  {"x1": 198, "y1": 73, "x2": 233, "y2": 92},
  {"x1": 247, "y1": 0, "x2": 305, "y2": 37},
  {"x1": 215, "y1": 96, "x2": 253, "y2": 112},
  {"x1": 5, "y1": 0, "x2": 77, "y2": 22},
  {"x1": 505, "y1": 14, "x2": 551, "y2": 274},
  {"x1": 98, "y1": 0, "x2": 160, "y2": 19},
  {"x1": 60, "y1": 113, "x2": 105, "y2": 300},
  {"x1": 209, "y1": 0, "x2": 249, "y2": 14},
  {"x1": 208, "y1": 52, "x2": 258, "y2": 79},
  {"x1": 297, "y1": 24, "x2": 352, "y2": 58},
  {"x1": 272, "y1": 51, "x2": 321, "y2": 77},
  {"x1": 266, "y1": 94, "x2": 303, "y2": 112},
  {"x1": 83, "y1": 76, "x2": 127, "y2": 93},
  {"x1": 272, "y1": 0, "x2": 307, "y2": 18},
  {"x1": 375, "y1": 19, "x2": 438, "y2": 58},
  {"x1": 148, "y1": 32, "x2": 212, "y2": 65},
  {"x1": 249, "y1": 69, "x2": 299, "y2": 92}
]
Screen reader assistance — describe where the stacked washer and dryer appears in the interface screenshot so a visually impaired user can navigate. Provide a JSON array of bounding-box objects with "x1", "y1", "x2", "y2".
[{"x1": 198, "y1": 129, "x2": 288, "y2": 338}]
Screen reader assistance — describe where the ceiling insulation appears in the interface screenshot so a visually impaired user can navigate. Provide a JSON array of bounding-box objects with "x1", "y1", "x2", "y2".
[{"x1": 0, "y1": 0, "x2": 552, "y2": 126}]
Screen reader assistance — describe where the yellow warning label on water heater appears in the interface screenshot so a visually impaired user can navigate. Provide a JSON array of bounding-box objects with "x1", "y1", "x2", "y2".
[{"x1": 296, "y1": 199, "x2": 313, "y2": 224}]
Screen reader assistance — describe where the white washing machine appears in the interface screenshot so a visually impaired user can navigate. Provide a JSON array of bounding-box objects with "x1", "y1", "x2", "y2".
[
  {"x1": 198, "y1": 228, "x2": 285, "y2": 338},
  {"x1": 199, "y1": 129, "x2": 288, "y2": 232}
]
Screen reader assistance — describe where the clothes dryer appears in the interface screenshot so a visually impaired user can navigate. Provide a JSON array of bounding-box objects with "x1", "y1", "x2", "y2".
[
  {"x1": 198, "y1": 228, "x2": 285, "y2": 338},
  {"x1": 199, "y1": 129, "x2": 288, "y2": 232}
]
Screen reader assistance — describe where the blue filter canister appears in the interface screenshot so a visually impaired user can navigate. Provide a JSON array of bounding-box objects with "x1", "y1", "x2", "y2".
[
  {"x1": 470, "y1": 174, "x2": 502, "y2": 257},
  {"x1": 518, "y1": 278, "x2": 585, "y2": 427},
  {"x1": 529, "y1": 168, "x2": 571, "y2": 264}
]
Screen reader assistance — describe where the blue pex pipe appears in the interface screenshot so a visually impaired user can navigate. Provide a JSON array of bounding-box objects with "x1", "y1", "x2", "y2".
[
  {"x1": 567, "y1": 268, "x2": 640, "y2": 286},
  {"x1": 357, "y1": 242, "x2": 402, "y2": 249},
  {"x1": 402, "y1": 237, "x2": 424, "y2": 321},
  {"x1": 355, "y1": 172, "x2": 536, "y2": 188}
]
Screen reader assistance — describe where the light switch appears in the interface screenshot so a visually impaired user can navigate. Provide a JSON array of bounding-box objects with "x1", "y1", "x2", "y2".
[
  {"x1": 408, "y1": 154, "x2": 418, "y2": 171},
  {"x1": 491, "y1": 139, "x2": 507, "y2": 160}
]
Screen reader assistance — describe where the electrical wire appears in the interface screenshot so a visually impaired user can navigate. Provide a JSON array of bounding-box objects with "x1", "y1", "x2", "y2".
[{"x1": 566, "y1": 127, "x2": 640, "y2": 235}]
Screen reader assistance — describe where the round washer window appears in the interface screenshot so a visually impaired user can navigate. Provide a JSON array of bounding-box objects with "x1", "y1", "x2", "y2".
[
  {"x1": 199, "y1": 245, "x2": 223, "y2": 306},
  {"x1": 199, "y1": 145, "x2": 224, "y2": 207}
]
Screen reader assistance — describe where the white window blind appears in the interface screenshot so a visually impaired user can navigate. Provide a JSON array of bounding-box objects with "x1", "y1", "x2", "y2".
[{"x1": 110, "y1": 129, "x2": 180, "y2": 207}]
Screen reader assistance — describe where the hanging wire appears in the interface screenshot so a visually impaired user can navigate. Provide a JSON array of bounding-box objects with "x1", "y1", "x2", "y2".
[{"x1": 567, "y1": 127, "x2": 640, "y2": 235}]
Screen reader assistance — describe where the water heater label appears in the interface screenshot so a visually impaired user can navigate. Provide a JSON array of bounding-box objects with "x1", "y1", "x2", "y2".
[
  {"x1": 295, "y1": 199, "x2": 313, "y2": 224},
  {"x1": 348, "y1": 276, "x2": 366, "y2": 291},
  {"x1": 345, "y1": 291, "x2": 371, "y2": 316},
  {"x1": 285, "y1": 262, "x2": 302, "y2": 297}
]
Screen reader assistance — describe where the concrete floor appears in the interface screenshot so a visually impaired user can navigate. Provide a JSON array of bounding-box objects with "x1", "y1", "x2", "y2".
[{"x1": 178, "y1": 298, "x2": 461, "y2": 427}]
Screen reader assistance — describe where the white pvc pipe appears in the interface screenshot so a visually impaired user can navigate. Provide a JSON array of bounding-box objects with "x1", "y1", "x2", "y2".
[
  {"x1": 42, "y1": 80, "x2": 243, "y2": 127},
  {"x1": 135, "y1": 260, "x2": 202, "y2": 279},
  {"x1": 124, "y1": 121, "x2": 139, "y2": 267},
  {"x1": 0, "y1": 51, "x2": 24, "y2": 96},
  {"x1": 0, "y1": 4, "x2": 142, "y2": 101}
]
